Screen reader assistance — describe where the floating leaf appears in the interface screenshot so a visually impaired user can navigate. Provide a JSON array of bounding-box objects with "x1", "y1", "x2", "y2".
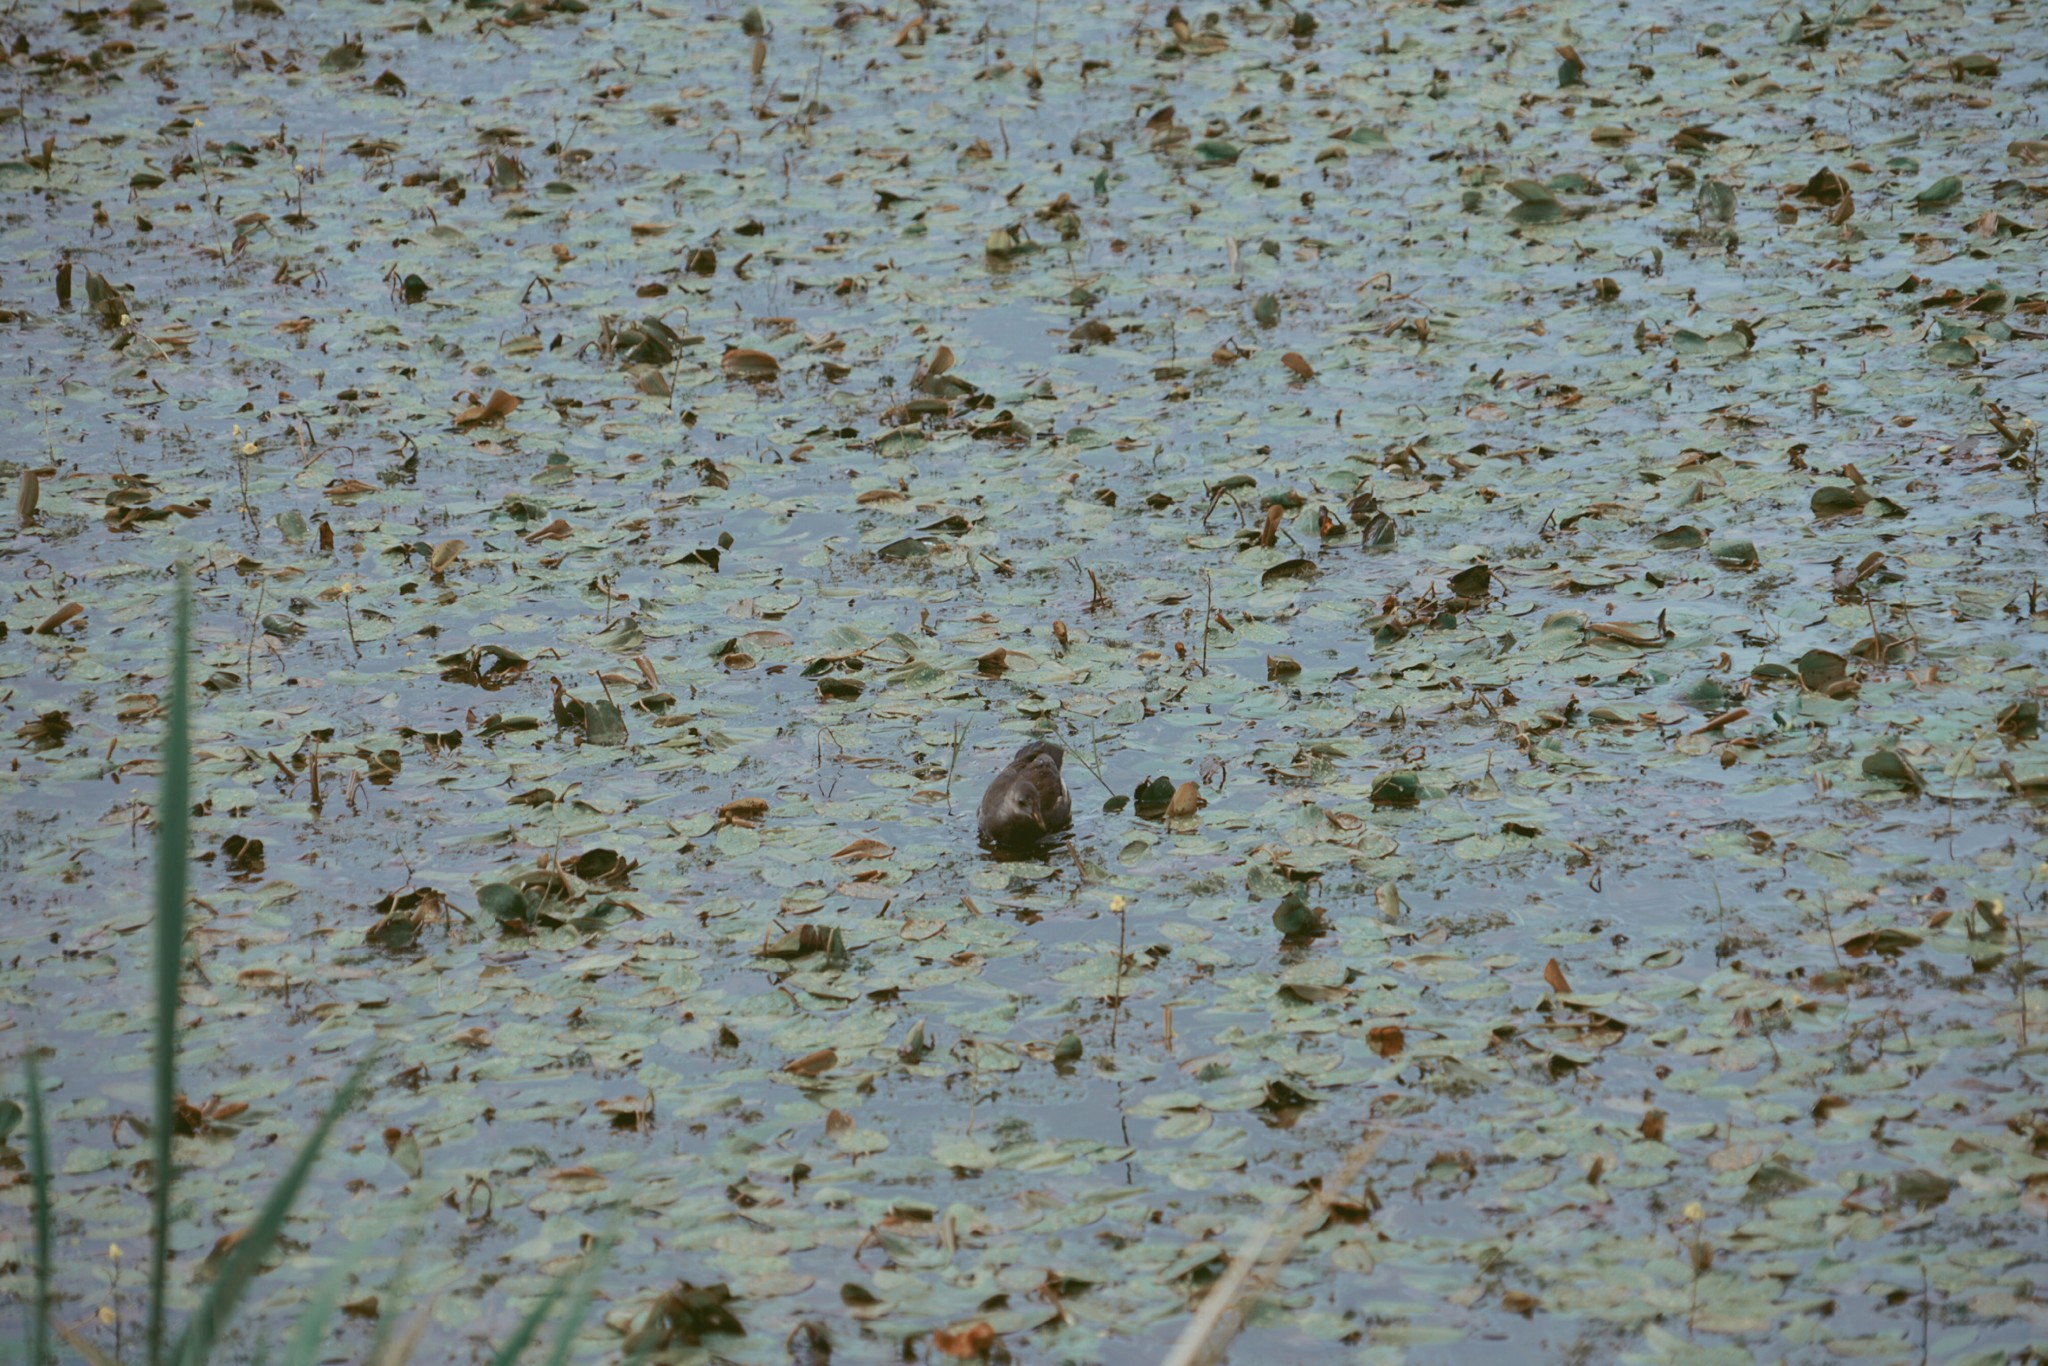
[
  {"x1": 782, "y1": 1048, "x2": 837, "y2": 1077},
  {"x1": 1370, "y1": 771, "x2": 1419, "y2": 806},
  {"x1": 1447, "y1": 563, "x2": 1492, "y2": 598},
  {"x1": 1504, "y1": 178, "x2": 1563, "y2": 223},
  {"x1": 1650, "y1": 524, "x2": 1707, "y2": 550},
  {"x1": 452, "y1": 389, "x2": 520, "y2": 427},
  {"x1": 319, "y1": 35, "x2": 365, "y2": 73},
  {"x1": 1795, "y1": 650, "x2": 1849, "y2": 692},
  {"x1": 720, "y1": 348, "x2": 780, "y2": 381},
  {"x1": 1260, "y1": 557, "x2": 1319, "y2": 587},
  {"x1": 899, "y1": 1019, "x2": 931, "y2": 1062},
  {"x1": 1586, "y1": 619, "x2": 1666, "y2": 648},
  {"x1": 1912, "y1": 175, "x2": 1963, "y2": 205},
  {"x1": 1810, "y1": 485, "x2": 1870, "y2": 517},
  {"x1": 1132, "y1": 776, "x2": 1177, "y2": 818},
  {"x1": 1861, "y1": 748, "x2": 1924, "y2": 789},
  {"x1": 1271, "y1": 890, "x2": 1327, "y2": 940},
  {"x1": 932, "y1": 1322, "x2": 998, "y2": 1360},
  {"x1": 478, "y1": 883, "x2": 534, "y2": 927},
  {"x1": 624, "y1": 1281, "x2": 746, "y2": 1353},
  {"x1": 1840, "y1": 926, "x2": 1922, "y2": 957}
]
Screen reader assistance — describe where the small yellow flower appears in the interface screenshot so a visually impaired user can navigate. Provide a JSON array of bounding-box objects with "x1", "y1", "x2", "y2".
[
  {"x1": 241, "y1": 441, "x2": 259, "y2": 456},
  {"x1": 1109, "y1": 895, "x2": 1127, "y2": 913},
  {"x1": 1683, "y1": 1202, "x2": 1705, "y2": 1224},
  {"x1": 232, "y1": 424, "x2": 242, "y2": 437},
  {"x1": 118, "y1": 313, "x2": 132, "y2": 327},
  {"x1": 99, "y1": 1306, "x2": 116, "y2": 1327},
  {"x1": 108, "y1": 1242, "x2": 122, "y2": 1260}
]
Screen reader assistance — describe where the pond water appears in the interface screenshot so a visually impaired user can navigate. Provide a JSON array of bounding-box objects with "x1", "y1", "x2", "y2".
[{"x1": 3, "y1": 0, "x2": 2047, "y2": 1362}]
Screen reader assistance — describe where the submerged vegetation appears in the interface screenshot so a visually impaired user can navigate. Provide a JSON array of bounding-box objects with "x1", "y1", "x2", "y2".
[{"x1": 2, "y1": 0, "x2": 2046, "y2": 1361}]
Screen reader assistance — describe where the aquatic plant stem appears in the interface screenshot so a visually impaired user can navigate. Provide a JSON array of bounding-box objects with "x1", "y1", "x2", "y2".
[
  {"x1": 1200, "y1": 570, "x2": 1213, "y2": 676},
  {"x1": 147, "y1": 566, "x2": 193, "y2": 1366},
  {"x1": 1110, "y1": 894, "x2": 1127, "y2": 1048},
  {"x1": 24, "y1": 1050, "x2": 53, "y2": 1366}
]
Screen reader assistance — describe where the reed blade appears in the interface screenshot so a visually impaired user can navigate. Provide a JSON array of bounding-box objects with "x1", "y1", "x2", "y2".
[
  {"x1": 24, "y1": 1050, "x2": 54, "y2": 1366},
  {"x1": 168, "y1": 1053, "x2": 375, "y2": 1366},
  {"x1": 147, "y1": 565, "x2": 194, "y2": 1366}
]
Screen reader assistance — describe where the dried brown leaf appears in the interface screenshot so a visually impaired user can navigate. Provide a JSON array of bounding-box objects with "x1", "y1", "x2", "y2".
[
  {"x1": 721, "y1": 347, "x2": 780, "y2": 380},
  {"x1": 782, "y1": 1048, "x2": 838, "y2": 1077},
  {"x1": 453, "y1": 388, "x2": 521, "y2": 427}
]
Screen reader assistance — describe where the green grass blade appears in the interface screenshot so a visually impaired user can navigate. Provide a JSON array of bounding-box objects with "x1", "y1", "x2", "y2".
[
  {"x1": 273, "y1": 1222, "x2": 389, "y2": 1366},
  {"x1": 483, "y1": 1265, "x2": 575, "y2": 1366},
  {"x1": 147, "y1": 564, "x2": 194, "y2": 1366},
  {"x1": 533, "y1": 1234, "x2": 614, "y2": 1366},
  {"x1": 349, "y1": 1200, "x2": 435, "y2": 1366},
  {"x1": 486, "y1": 1227, "x2": 614, "y2": 1366},
  {"x1": 23, "y1": 1051, "x2": 53, "y2": 1366},
  {"x1": 168, "y1": 1052, "x2": 374, "y2": 1366}
]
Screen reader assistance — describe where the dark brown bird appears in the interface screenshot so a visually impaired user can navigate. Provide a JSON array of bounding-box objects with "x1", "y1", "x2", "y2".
[{"x1": 977, "y1": 740, "x2": 1072, "y2": 850}]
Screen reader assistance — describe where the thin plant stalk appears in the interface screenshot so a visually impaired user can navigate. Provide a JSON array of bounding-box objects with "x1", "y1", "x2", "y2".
[
  {"x1": 25, "y1": 1050, "x2": 53, "y2": 1366},
  {"x1": 147, "y1": 565, "x2": 194, "y2": 1366},
  {"x1": 1056, "y1": 722, "x2": 1115, "y2": 796},
  {"x1": 944, "y1": 720, "x2": 967, "y2": 811},
  {"x1": 1110, "y1": 895, "x2": 1127, "y2": 1048}
]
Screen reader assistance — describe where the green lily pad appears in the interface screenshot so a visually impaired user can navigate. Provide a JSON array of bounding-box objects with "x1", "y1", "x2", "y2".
[
  {"x1": 1370, "y1": 771, "x2": 1420, "y2": 806},
  {"x1": 1912, "y1": 175, "x2": 1963, "y2": 205},
  {"x1": 1860, "y1": 748, "x2": 1925, "y2": 790}
]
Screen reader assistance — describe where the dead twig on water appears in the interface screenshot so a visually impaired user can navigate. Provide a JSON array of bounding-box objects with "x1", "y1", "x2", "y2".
[{"x1": 1159, "y1": 1128, "x2": 1388, "y2": 1366}]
